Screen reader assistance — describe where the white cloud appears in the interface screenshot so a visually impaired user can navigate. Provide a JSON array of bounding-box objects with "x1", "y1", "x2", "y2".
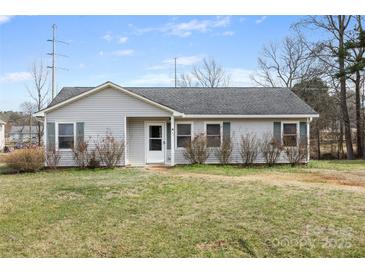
[
  {"x1": 0, "y1": 16, "x2": 13, "y2": 25},
  {"x1": 79, "y1": 63, "x2": 86, "y2": 69},
  {"x1": 118, "y1": 36, "x2": 128, "y2": 44},
  {"x1": 127, "y1": 73, "x2": 173, "y2": 86},
  {"x1": 126, "y1": 67, "x2": 258, "y2": 87},
  {"x1": 102, "y1": 32, "x2": 113, "y2": 42},
  {"x1": 222, "y1": 31, "x2": 235, "y2": 36},
  {"x1": 102, "y1": 33, "x2": 129, "y2": 44},
  {"x1": 227, "y1": 68, "x2": 257, "y2": 86},
  {"x1": 166, "y1": 16, "x2": 230, "y2": 37},
  {"x1": 0, "y1": 72, "x2": 32, "y2": 82},
  {"x1": 256, "y1": 16, "x2": 267, "y2": 24},
  {"x1": 132, "y1": 16, "x2": 231, "y2": 38},
  {"x1": 148, "y1": 55, "x2": 204, "y2": 70},
  {"x1": 111, "y1": 49, "x2": 134, "y2": 56}
]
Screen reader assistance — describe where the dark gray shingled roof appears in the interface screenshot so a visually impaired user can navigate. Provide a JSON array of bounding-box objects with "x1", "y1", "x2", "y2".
[{"x1": 47, "y1": 86, "x2": 317, "y2": 115}]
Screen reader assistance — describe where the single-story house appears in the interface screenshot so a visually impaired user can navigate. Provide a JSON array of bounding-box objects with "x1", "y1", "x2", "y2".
[
  {"x1": 35, "y1": 81, "x2": 318, "y2": 166},
  {"x1": 0, "y1": 119, "x2": 5, "y2": 151},
  {"x1": 8, "y1": 125, "x2": 39, "y2": 144}
]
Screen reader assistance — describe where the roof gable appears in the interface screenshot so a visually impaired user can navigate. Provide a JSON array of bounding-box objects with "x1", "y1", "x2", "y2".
[{"x1": 36, "y1": 82, "x2": 180, "y2": 116}]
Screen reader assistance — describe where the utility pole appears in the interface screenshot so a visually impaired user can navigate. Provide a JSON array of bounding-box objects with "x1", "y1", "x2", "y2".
[
  {"x1": 47, "y1": 24, "x2": 68, "y2": 100},
  {"x1": 50, "y1": 24, "x2": 56, "y2": 99},
  {"x1": 174, "y1": 57, "x2": 177, "y2": 88}
]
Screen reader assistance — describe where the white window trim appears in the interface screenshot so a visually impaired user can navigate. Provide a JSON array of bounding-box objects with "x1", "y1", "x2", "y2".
[
  {"x1": 56, "y1": 122, "x2": 76, "y2": 151},
  {"x1": 204, "y1": 121, "x2": 223, "y2": 148},
  {"x1": 281, "y1": 121, "x2": 300, "y2": 147},
  {"x1": 175, "y1": 121, "x2": 193, "y2": 150}
]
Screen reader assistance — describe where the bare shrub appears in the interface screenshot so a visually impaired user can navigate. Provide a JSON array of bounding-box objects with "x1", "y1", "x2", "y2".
[
  {"x1": 87, "y1": 150, "x2": 100, "y2": 169},
  {"x1": 284, "y1": 138, "x2": 308, "y2": 166},
  {"x1": 215, "y1": 136, "x2": 233, "y2": 164},
  {"x1": 5, "y1": 147, "x2": 44, "y2": 172},
  {"x1": 72, "y1": 141, "x2": 90, "y2": 168},
  {"x1": 260, "y1": 133, "x2": 283, "y2": 166},
  {"x1": 95, "y1": 132, "x2": 125, "y2": 168},
  {"x1": 240, "y1": 133, "x2": 259, "y2": 165},
  {"x1": 45, "y1": 149, "x2": 61, "y2": 169},
  {"x1": 183, "y1": 133, "x2": 210, "y2": 164}
]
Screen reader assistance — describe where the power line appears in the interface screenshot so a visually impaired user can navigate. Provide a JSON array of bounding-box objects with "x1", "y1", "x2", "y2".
[{"x1": 47, "y1": 24, "x2": 69, "y2": 99}]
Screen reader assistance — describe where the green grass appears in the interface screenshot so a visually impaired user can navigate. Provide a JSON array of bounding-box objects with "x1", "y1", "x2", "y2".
[
  {"x1": 1, "y1": 162, "x2": 365, "y2": 257},
  {"x1": 174, "y1": 160, "x2": 365, "y2": 176},
  {"x1": 307, "y1": 160, "x2": 365, "y2": 171}
]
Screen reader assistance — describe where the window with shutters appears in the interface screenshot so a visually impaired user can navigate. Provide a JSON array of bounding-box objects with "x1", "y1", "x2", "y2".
[
  {"x1": 282, "y1": 123, "x2": 298, "y2": 147},
  {"x1": 206, "y1": 122, "x2": 222, "y2": 148},
  {"x1": 58, "y1": 123, "x2": 75, "y2": 149},
  {"x1": 176, "y1": 123, "x2": 192, "y2": 148}
]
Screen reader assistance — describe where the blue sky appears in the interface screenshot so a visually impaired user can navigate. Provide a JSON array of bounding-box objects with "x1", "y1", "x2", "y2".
[{"x1": 0, "y1": 15, "x2": 303, "y2": 110}]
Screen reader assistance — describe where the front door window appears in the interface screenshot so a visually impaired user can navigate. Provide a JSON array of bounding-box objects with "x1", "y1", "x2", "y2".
[
  {"x1": 146, "y1": 123, "x2": 165, "y2": 164},
  {"x1": 149, "y1": 125, "x2": 162, "y2": 151}
]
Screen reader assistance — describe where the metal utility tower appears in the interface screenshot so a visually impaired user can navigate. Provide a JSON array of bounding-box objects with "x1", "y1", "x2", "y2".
[{"x1": 47, "y1": 24, "x2": 68, "y2": 99}]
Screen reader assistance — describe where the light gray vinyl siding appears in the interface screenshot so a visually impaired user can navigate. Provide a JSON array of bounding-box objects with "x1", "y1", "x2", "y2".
[
  {"x1": 127, "y1": 118, "x2": 146, "y2": 165},
  {"x1": 46, "y1": 87, "x2": 171, "y2": 166},
  {"x1": 173, "y1": 118, "x2": 308, "y2": 164}
]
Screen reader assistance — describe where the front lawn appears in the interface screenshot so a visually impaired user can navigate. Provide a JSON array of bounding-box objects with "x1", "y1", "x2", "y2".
[{"x1": 0, "y1": 162, "x2": 365, "y2": 257}]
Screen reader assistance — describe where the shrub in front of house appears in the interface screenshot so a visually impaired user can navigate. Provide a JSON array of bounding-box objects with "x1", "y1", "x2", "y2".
[
  {"x1": 215, "y1": 136, "x2": 233, "y2": 165},
  {"x1": 45, "y1": 149, "x2": 61, "y2": 169},
  {"x1": 87, "y1": 150, "x2": 100, "y2": 169},
  {"x1": 72, "y1": 140, "x2": 90, "y2": 168},
  {"x1": 95, "y1": 132, "x2": 125, "y2": 168},
  {"x1": 260, "y1": 133, "x2": 283, "y2": 166},
  {"x1": 5, "y1": 147, "x2": 44, "y2": 172},
  {"x1": 239, "y1": 133, "x2": 259, "y2": 165},
  {"x1": 284, "y1": 138, "x2": 308, "y2": 166},
  {"x1": 183, "y1": 133, "x2": 210, "y2": 164}
]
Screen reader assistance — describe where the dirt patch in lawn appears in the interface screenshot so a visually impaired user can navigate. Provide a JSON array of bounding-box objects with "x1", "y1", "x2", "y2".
[{"x1": 151, "y1": 167, "x2": 365, "y2": 192}]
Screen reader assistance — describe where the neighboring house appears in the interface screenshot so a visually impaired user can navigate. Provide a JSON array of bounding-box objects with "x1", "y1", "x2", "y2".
[
  {"x1": 35, "y1": 81, "x2": 318, "y2": 166},
  {"x1": 8, "y1": 125, "x2": 39, "y2": 144},
  {"x1": 0, "y1": 119, "x2": 5, "y2": 151}
]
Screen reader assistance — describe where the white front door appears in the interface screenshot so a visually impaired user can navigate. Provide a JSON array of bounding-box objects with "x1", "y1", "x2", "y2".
[{"x1": 146, "y1": 122, "x2": 165, "y2": 164}]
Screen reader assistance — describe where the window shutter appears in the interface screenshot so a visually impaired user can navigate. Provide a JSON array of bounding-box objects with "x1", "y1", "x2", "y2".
[
  {"x1": 76, "y1": 122, "x2": 84, "y2": 146},
  {"x1": 166, "y1": 122, "x2": 171, "y2": 150},
  {"x1": 273, "y1": 122, "x2": 281, "y2": 144},
  {"x1": 223, "y1": 122, "x2": 230, "y2": 139},
  {"x1": 47, "y1": 122, "x2": 55, "y2": 151},
  {"x1": 300, "y1": 122, "x2": 307, "y2": 143}
]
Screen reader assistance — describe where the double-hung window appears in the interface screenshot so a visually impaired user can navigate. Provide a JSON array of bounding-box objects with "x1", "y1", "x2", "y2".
[
  {"x1": 206, "y1": 123, "x2": 221, "y2": 147},
  {"x1": 282, "y1": 123, "x2": 297, "y2": 147},
  {"x1": 58, "y1": 123, "x2": 74, "y2": 149},
  {"x1": 176, "y1": 123, "x2": 192, "y2": 148}
]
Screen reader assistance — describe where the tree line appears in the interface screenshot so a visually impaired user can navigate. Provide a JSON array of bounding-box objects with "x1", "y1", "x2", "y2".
[{"x1": 178, "y1": 16, "x2": 365, "y2": 160}]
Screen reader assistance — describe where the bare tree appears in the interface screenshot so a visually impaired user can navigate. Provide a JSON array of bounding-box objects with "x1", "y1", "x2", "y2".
[
  {"x1": 26, "y1": 60, "x2": 49, "y2": 146},
  {"x1": 179, "y1": 73, "x2": 196, "y2": 87},
  {"x1": 20, "y1": 101, "x2": 37, "y2": 144},
  {"x1": 297, "y1": 16, "x2": 355, "y2": 160},
  {"x1": 346, "y1": 15, "x2": 365, "y2": 158},
  {"x1": 179, "y1": 58, "x2": 231, "y2": 87},
  {"x1": 252, "y1": 35, "x2": 321, "y2": 88}
]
